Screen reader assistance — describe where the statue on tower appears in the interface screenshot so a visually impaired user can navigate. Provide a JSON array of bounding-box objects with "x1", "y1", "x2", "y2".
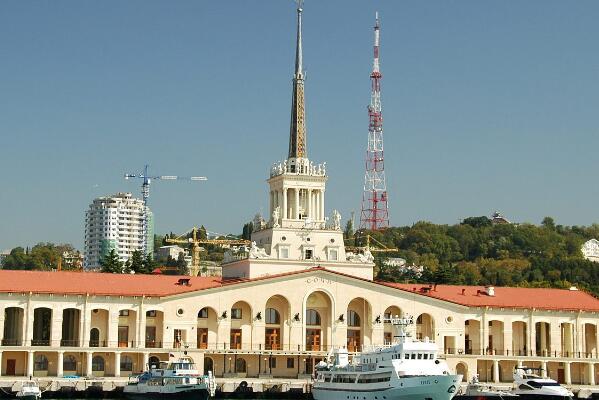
[
  {"x1": 331, "y1": 209, "x2": 342, "y2": 230},
  {"x1": 271, "y1": 206, "x2": 281, "y2": 228}
]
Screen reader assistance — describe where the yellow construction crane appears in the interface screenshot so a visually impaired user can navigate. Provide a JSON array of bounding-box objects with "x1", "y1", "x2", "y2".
[
  {"x1": 165, "y1": 227, "x2": 250, "y2": 276},
  {"x1": 345, "y1": 234, "x2": 398, "y2": 254}
]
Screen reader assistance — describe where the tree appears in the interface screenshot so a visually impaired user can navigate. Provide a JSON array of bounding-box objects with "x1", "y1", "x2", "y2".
[
  {"x1": 542, "y1": 217, "x2": 556, "y2": 231},
  {"x1": 241, "y1": 222, "x2": 253, "y2": 240},
  {"x1": 344, "y1": 217, "x2": 355, "y2": 240},
  {"x1": 100, "y1": 249, "x2": 123, "y2": 273},
  {"x1": 142, "y1": 253, "x2": 157, "y2": 274},
  {"x1": 462, "y1": 216, "x2": 492, "y2": 228},
  {"x1": 199, "y1": 225, "x2": 208, "y2": 240},
  {"x1": 129, "y1": 250, "x2": 145, "y2": 274},
  {"x1": 176, "y1": 253, "x2": 188, "y2": 275}
]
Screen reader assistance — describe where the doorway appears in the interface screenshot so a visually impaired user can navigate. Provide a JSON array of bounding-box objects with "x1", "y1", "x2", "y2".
[{"x1": 6, "y1": 359, "x2": 16, "y2": 376}]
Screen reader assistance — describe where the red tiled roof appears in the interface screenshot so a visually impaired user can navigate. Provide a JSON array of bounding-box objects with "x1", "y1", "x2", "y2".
[
  {"x1": 0, "y1": 270, "x2": 224, "y2": 297},
  {"x1": 1, "y1": 269, "x2": 599, "y2": 312},
  {"x1": 377, "y1": 282, "x2": 599, "y2": 312}
]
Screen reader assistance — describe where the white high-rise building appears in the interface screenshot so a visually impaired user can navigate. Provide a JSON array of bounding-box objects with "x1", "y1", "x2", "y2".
[{"x1": 84, "y1": 192, "x2": 154, "y2": 269}]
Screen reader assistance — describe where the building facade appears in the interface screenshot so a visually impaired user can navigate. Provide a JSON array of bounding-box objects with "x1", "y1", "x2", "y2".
[
  {"x1": 582, "y1": 239, "x2": 599, "y2": 263},
  {"x1": 84, "y1": 192, "x2": 154, "y2": 269},
  {"x1": 2, "y1": 4, "x2": 598, "y2": 388},
  {"x1": 1, "y1": 269, "x2": 599, "y2": 386}
]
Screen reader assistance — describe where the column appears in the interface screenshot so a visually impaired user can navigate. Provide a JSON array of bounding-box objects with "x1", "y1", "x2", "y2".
[
  {"x1": 319, "y1": 190, "x2": 325, "y2": 221},
  {"x1": 143, "y1": 353, "x2": 149, "y2": 371},
  {"x1": 589, "y1": 363, "x2": 596, "y2": 386},
  {"x1": 138, "y1": 305, "x2": 146, "y2": 348},
  {"x1": 541, "y1": 361, "x2": 548, "y2": 378},
  {"x1": 269, "y1": 191, "x2": 274, "y2": 216},
  {"x1": 0, "y1": 351, "x2": 3, "y2": 377},
  {"x1": 529, "y1": 319, "x2": 536, "y2": 356},
  {"x1": 504, "y1": 328, "x2": 513, "y2": 356},
  {"x1": 78, "y1": 310, "x2": 85, "y2": 347},
  {"x1": 86, "y1": 352, "x2": 93, "y2": 377},
  {"x1": 283, "y1": 188, "x2": 288, "y2": 220},
  {"x1": 51, "y1": 313, "x2": 63, "y2": 347},
  {"x1": 564, "y1": 362, "x2": 571, "y2": 385},
  {"x1": 492, "y1": 359, "x2": 499, "y2": 383},
  {"x1": 108, "y1": 311, "x2": 118, "y2": 348},
  {"x1": 57, "y1": 351, "x2": 64, "y2": 377},
  {"x1": 295, "y1": 188, "x2": 300, "y2": 219},
  {"x1": 27, "y1": 351, "x2": 34, "y2": 377},
  {"x1": 82, "y1": 308, "x2": 92, "y2": 348},
  {"x1": 0, "y1": 307, "x2": 5, "y2": 344},
  {"x1": 596, "y1": 325, "x2": 599, "y2": 358},
  {"x1": 307, "y1": 189, "x2": 312, "y2": 219},
  {"x1": 115, "y1": 352, "x2": 121, "y2": 378},
  {"x1": 25, "y1": 308, "x2": 34, "y2": 346}
]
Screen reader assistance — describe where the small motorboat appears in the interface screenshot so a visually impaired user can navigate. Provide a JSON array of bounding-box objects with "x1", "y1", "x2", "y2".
[{"x1": 15, "y1": 381, "x2": 42, "y2": 400}]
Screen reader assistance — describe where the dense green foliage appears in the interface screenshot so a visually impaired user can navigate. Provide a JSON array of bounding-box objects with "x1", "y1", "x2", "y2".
[
  {"x1": 366, "y1": 217, "x2": 599, "y2": 295},
  {"x1": 2, "y1": 243, "x2": 80, "y2": 271}
]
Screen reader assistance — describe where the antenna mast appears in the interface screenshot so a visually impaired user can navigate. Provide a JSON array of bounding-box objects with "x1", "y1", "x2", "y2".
[{"x1": 360, "y1": 12, "x2": 390, "y2": 231}]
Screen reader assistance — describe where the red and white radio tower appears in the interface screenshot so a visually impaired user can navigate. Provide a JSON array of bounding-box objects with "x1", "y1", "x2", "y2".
[{"x1": 360, "y1": 12, "x2": 390, "y2": 231}]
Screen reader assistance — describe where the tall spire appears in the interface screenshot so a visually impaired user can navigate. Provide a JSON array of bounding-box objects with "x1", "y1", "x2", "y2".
[{"x1": 288, "y1": 1, "x2": 306, "y2": 159}]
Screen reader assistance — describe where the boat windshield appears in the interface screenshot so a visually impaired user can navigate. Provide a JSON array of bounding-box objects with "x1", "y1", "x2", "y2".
[
  {"x1": 169, "y1": 362, "x2": 195, "y2": 370},
  {"x1": 527, "y1": 381, "x2": 561, "y2": 388}
]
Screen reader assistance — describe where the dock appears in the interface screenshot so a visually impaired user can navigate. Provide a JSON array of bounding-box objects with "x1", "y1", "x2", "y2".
[{"x1": 0, "y1": 377, "x2": 312, "y2": 398}]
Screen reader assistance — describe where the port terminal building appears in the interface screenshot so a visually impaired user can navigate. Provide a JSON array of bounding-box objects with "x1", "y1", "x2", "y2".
[{"x1": 2, "y1": 3, "x2": 599, "y2": 389}]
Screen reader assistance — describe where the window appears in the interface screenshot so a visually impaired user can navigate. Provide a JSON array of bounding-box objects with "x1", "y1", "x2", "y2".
[
  {"x1": 146, "y1": 310, "x2": 157, "y2": 318},
  {"x1": 329, "y1": 249, "x2": 338, "y2": 261},
  {"x1": 280, "y1": 247, "x2": 289, "y2": 259},
  {"x1": 265, "y1": 308, "x2": 280, "y2": 324},
  {"x1": 92, "y1": 356, "x2": 105, "y2": 371},
  {"x1": 231, "y1": 308, "x2": 242, "y2": 319},
  {"x1": 305, "y1": 249, "x2": 313, "y2": 260},
  {"x1": 63, "y1": 355, "x2": 77, "y2": 371},
  {"x1": 121, "y1": 355, "x2": 133, "y2": 371},
  {"x1": 287, "y1": 358, "x2": 295, "y2": 369},
  {"x1": 347, "y1": 311, "x2": 361, "y2": 327},
  {"x1": 34, "y1": 355, "x2": 48, "y2": 371},
  {"x1": 118, "y1": 326, "x2": 129, "y2": 347},
  {"x1": 198, "y1": 308, "x2": 209, "y2": 318},
  {"x1": 269, "y1": 358, "x2": 277, "y2": 368},
  {"x1": 119, "y1": 310, "x2": 130, "y2": 317},
  {"x1": 306, "y1": 309, "x2": 321, "y2": 326}
]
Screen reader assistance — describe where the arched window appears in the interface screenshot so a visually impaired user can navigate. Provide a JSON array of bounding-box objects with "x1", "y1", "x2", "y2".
[
  {"x1": 347, "y1": 310, "x2": 361, "y2": 327},
  {"x1": 204, "y1": 357, "x2": 214, "y2": 373},
  {"x1": 235, "y1": 358, "x2": 247, "y2": 373},
  {"x1": 306, "y1": 309, "x2": 321, "y2": 326},
  {"x1": 90, "y1": 328, "x2": 100, "y2": 347},
  {"x1": 198, "y1": 308, "x2": 209, "y2": 318},
  {"x1": 92, "y1": 356, "x2": 105, "y2": 372},
  {"x1": 120, "y1": 355, "x2": 133, "y2": 371},
  {"x1": 149, "y1": 356, "x2": 160, "y2": 370},
  {"x1": 63, "y1": 355, "x2": 77, "y2": 371},
  {"x1": 34, "y1": 355, "x2": 48, "y2": 371},
  {"x1": 265, "y1": 308, "x2": 280, "y2": 324}
]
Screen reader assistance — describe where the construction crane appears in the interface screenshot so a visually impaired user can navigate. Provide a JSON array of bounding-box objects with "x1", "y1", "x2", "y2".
[
  {"x1": 124, "y1": 164, "x2": 207, "y2": 255},
  {"x1": 345, "y1": 233, "x2": 398, "y2": 255},
  {"x1": 165, "y1": 227, "x2": 250, "y2": 276}
]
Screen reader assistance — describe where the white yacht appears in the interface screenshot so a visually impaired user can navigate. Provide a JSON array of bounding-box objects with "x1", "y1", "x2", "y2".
[
  {"x1": 15, "y1": 381, "x2": 42, "y2": 400},
  {"x1": 512, "y1": 367, "x2": 573, "y2": 400},
  {"x1": 124, "y1": 356, "x2": 215, "y2": 400},
  {"x1": 312, "y1": 316, "x2": 462, "y2": 400},
  {"x1": 458, "y1": 375, "x2": 518, "y2": 400}
]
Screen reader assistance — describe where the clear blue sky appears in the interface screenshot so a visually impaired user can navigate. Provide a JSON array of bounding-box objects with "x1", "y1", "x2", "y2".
[{"x1": 1, "y1": 0, "x2": 598, "y2": 250}]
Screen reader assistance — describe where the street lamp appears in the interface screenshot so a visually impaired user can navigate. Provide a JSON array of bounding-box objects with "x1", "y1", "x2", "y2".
[
  {"x1": 228, "y1": 357, "x2": 232, "y2": 374},
  {"x1": 263, "y1": 357, "x2": 267, "y2": 374}
]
